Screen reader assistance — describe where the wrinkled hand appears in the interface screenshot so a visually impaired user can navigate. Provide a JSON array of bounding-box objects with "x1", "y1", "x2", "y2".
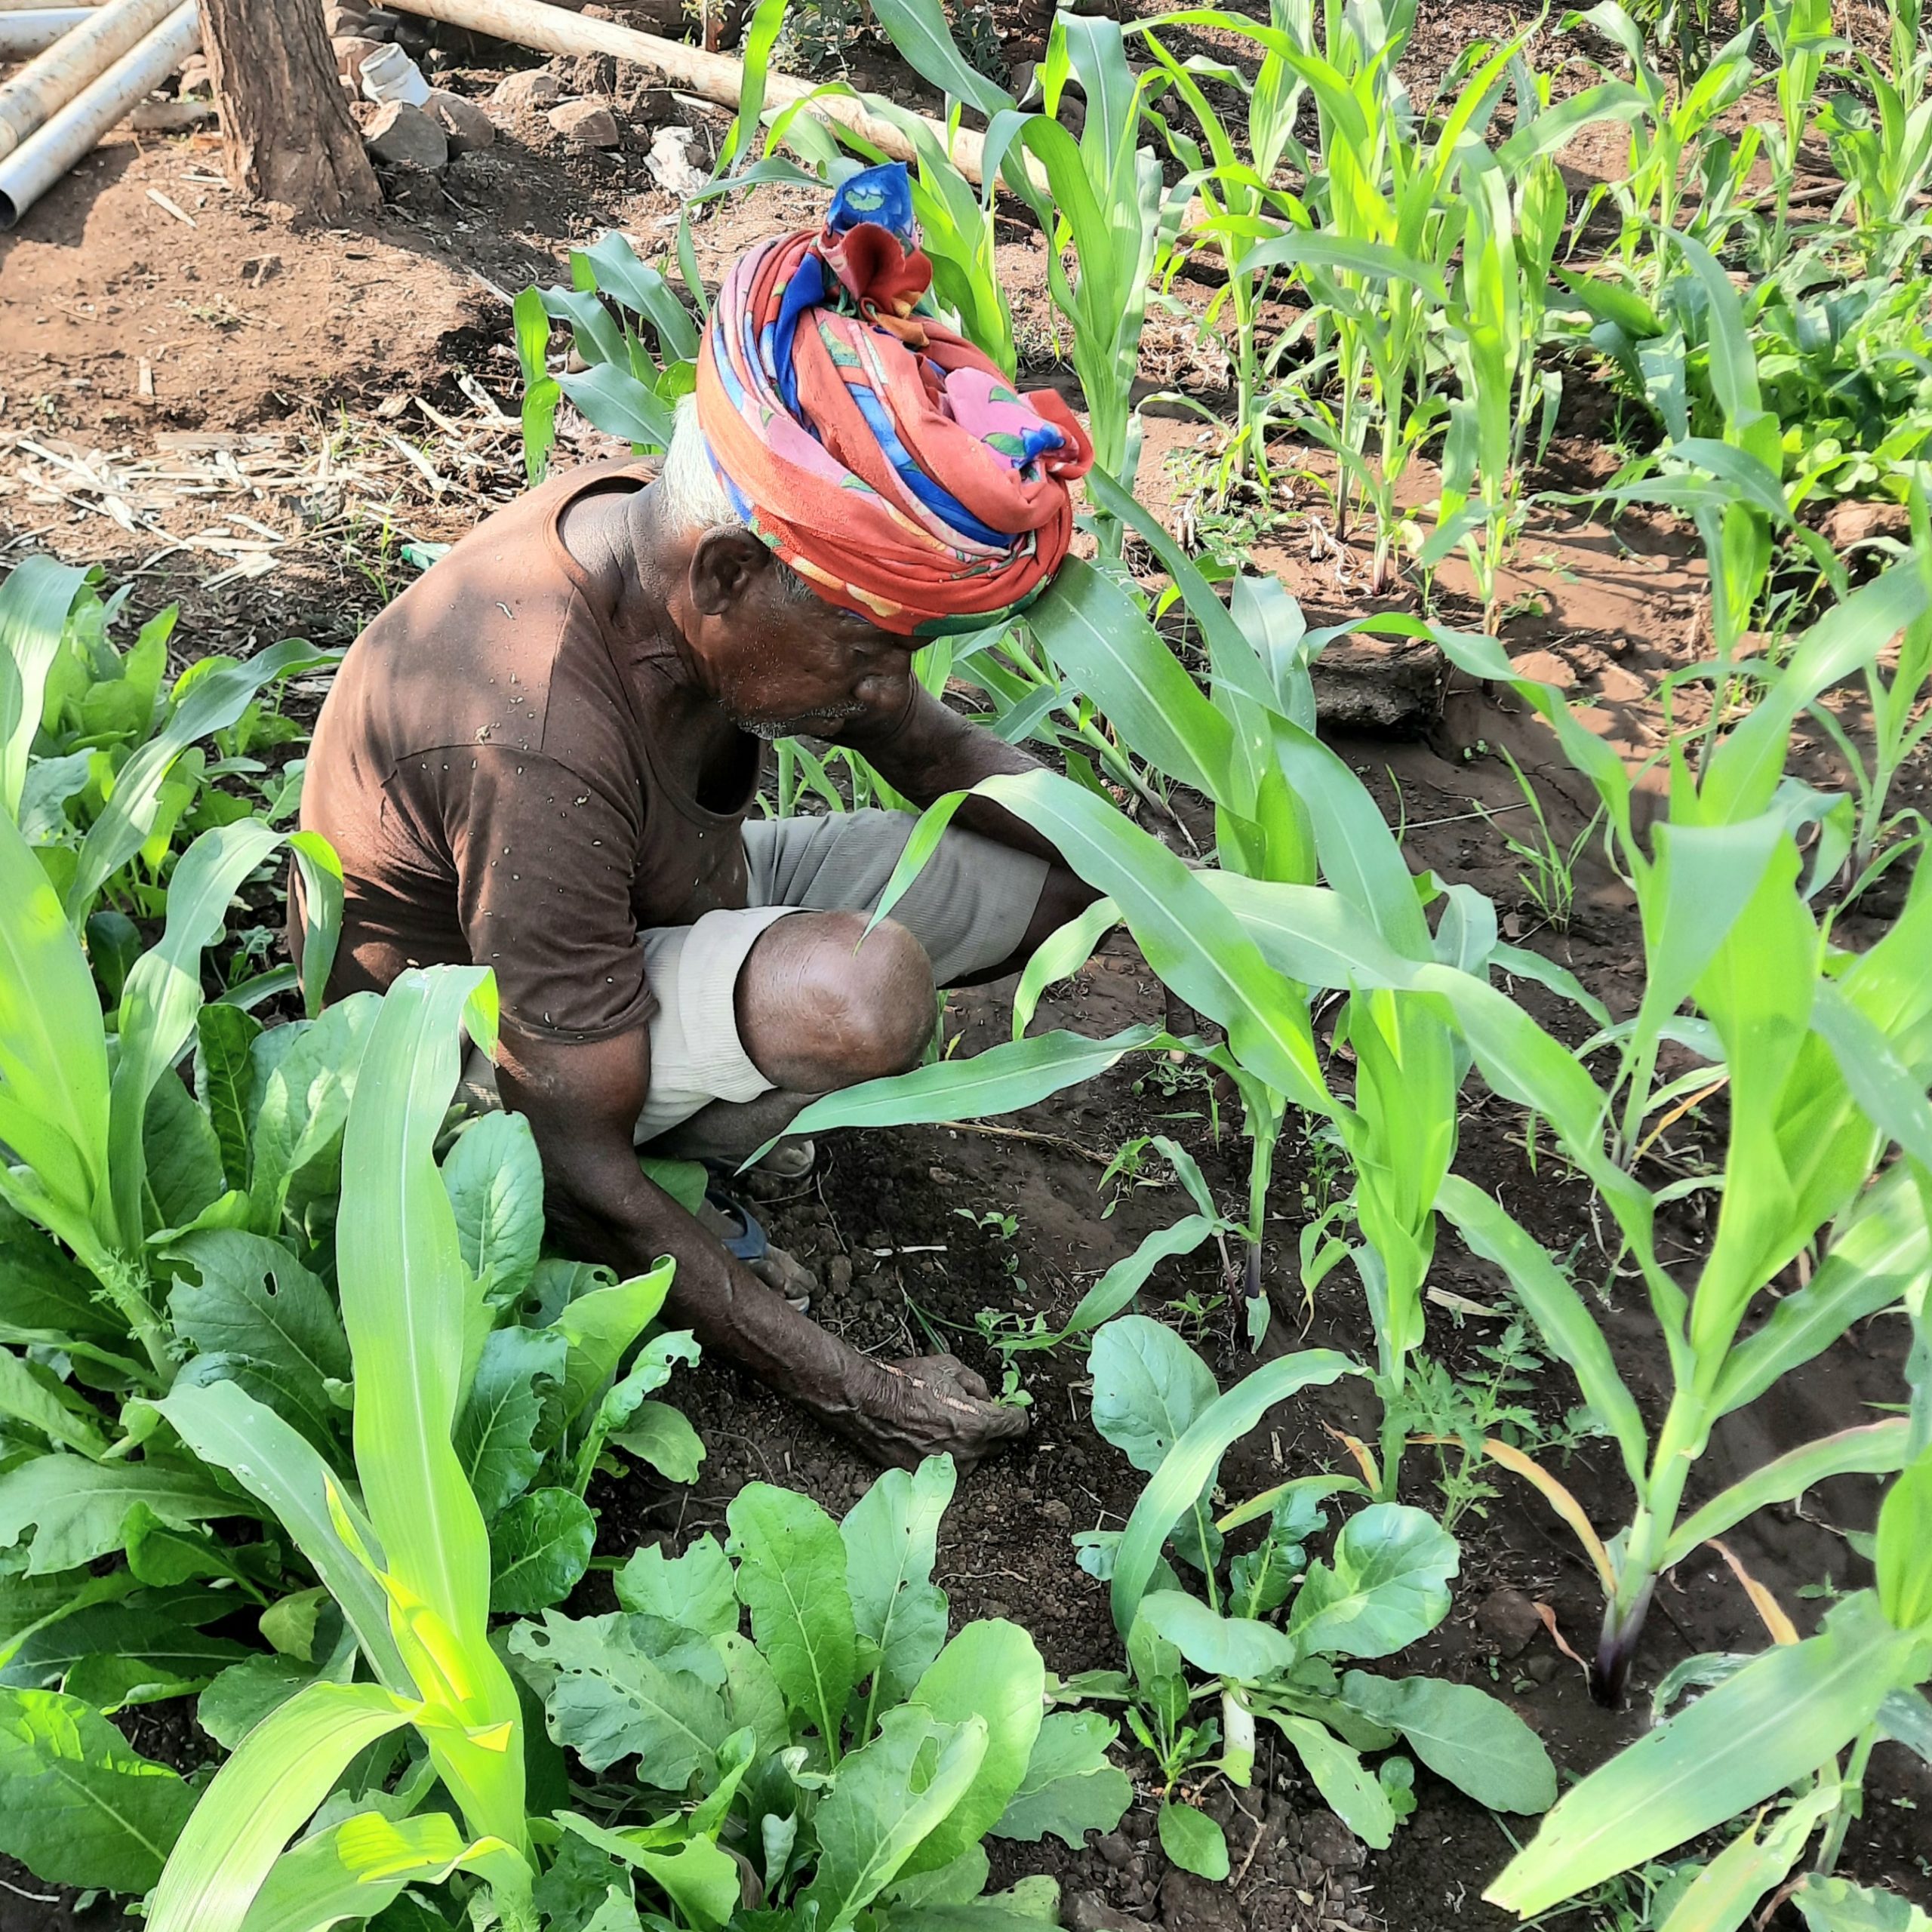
[{"x1": 830, "y1": 1352, "x2": 1029, "y2": 1471}]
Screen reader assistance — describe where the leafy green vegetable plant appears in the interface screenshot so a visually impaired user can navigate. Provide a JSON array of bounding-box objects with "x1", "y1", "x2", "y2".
[
  {"x1": 508, "y1": 1452, "x2": 1131, "y2": 1927},
  {"x1": 1073, "y1": 1315, "x2": 1556, "y2": 1877}
]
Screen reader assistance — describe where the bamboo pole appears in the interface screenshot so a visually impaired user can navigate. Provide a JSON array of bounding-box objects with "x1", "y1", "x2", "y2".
[{"x1": 378, "y1": 0, "x2": 998, "y2": 181}]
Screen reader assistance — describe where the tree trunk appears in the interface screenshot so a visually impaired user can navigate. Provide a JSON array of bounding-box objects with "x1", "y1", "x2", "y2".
[{"x1": 202, "y1": 0, "x2": 380, "y2": 220}]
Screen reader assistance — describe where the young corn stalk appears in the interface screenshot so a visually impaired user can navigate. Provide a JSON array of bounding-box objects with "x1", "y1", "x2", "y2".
[
  {"x1": 1488, "y1": 1447, "x2": 1932, "y2": 1921},
  {"x1": 1416, "y1": 558, "x2": 1932, "y2": 1703},
  {"x1": 145, "y1": 968, "x2": 561, "y2": 1932},
  {"x1": 1428, "y1": 149, "x2": 1566, "y2": 629},
  {"x1": 862, "y1": 0, "x2": 1190, "y2": 549},
  {"x1": 1567, "y1": 3, "x2": 1761, "y2": 273},
  {"x1": 1136, "y1": 0, "x2": 1317, "y2": 489},
  {"x1": 1804, "y1": 492, "x2": 1932, "y2": 897},
  {"x1": 1754, "y1": 0, "x2": 1840, "y2": 269}
]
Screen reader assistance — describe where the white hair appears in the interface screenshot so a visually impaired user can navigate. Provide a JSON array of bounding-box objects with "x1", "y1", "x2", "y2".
[{"x1": 659, "y1": 395, "x2": 815, "y2": 605}]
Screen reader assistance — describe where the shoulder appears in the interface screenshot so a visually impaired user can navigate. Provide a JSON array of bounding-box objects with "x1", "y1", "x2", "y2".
[{"x1": 328, "y1": 461, "x2": 655, "y2": 767}]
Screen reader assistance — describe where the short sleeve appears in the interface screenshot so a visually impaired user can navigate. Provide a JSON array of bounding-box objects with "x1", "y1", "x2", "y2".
[{"x1": 436, "y1": 744, "x2": 654, "y2": 1042}]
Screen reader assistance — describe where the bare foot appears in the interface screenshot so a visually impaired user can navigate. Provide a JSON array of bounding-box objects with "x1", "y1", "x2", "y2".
[{"x1": 826, "y1": 1352, "x2": 1029, "y2": 1471}]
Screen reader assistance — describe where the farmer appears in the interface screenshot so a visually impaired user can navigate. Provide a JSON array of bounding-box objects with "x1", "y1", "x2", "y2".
[{"x1": 300, "y1": 165, "x2": 1096, "y2": 1470}]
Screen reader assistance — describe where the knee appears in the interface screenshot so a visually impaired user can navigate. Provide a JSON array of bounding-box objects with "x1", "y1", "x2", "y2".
[
  {"x1": 808, "y1": 912, "x2": 936, "y2": 1081},
  {"x1": 740, "y1": 910, "x2": 935, "y2": 1090}
]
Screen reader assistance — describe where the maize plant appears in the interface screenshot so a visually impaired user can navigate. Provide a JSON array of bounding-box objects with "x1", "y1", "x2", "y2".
[
  {"x1": 144, "y1": 968, "x2": 556, "y2": 1932},
  {"x1": 1488, "y1": 1447, "x2": 1932, "y2": 1919}
]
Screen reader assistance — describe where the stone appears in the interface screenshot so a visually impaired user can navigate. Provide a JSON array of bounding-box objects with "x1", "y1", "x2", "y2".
[
  {"x1": 423, "y1": 87, "x2": 494, "y2": 152},
  {"x1": 1041, "y1": 1497, "x2": 1072, "y2": 1529},
  {"x1": 826, "y1": 1254, "x2": 854, "y2": 1294},
  {"x1": 645, "y1": 123, "x2": 707, "y2": 195},
  {"x1": 1159, "y1": 1870, "x2": 1244, "y2": 1931},
  {"x1": 332, "y1": 34, "x2": 383, "y2": 77},
  {"x1": 365, "y1": 7, "x2": 405, "y2": 32},
  {"x1": 1525, "y1": 1652, "x2": 1560, "y2": 1684},
  {"x1": 1476, "y1": 1586, "x2": 1543, "y2": 1660},
  {"x1": 1820, "y1": 498, "x2": 1912, "y2": 551},
  {"x1": 549, "y1": 96, "x2": 621, "y2": 146},
  {"x1": 1096, "y1": 1832, "x2": 1134, "y2": 1870},
  {"x1": 491, "y1": 67, "x2": 563, "y2": 114},
  {"x1": 1066, "y1": 1894, "x2": 1142, "y2": 1932},
  {"x1": 1309, "y1": 632, "x2": 1443, "y2": 736},
  {"x1": 324, "y1": 0, "x2": 372, "y2": 31},
  {"x1": 362, "y1": 99, "x2": 448, "y2": 171},
  {"x1": 1299, "y1": 1808, "x2": 1364, "y2": 1873}
]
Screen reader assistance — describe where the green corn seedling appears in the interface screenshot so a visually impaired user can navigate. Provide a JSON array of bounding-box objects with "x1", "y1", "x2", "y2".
[
  {"x1": 1566, "y1": 5, "x2": 1761, "y2": 271},
  {"x1": 1804, "y1": 492, "x2": 1932, "y2": 894},
  {"x1": 1487, "y1": 1448, "x2": 1932, "y2": 1918},
  {"x1": 1755, "y1": 0, "x2": 1841, "y2": 267},
  {"x1": 1819, "y1": 44, "x2": 1932, "y2": 278}
]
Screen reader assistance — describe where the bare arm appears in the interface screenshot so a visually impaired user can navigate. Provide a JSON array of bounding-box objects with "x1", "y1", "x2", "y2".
[
  {"x1": 493, "y1": 1020, "x2": 1024, "y2": 1467},
  {"x1": 833, "y1": 680, "x2": 1066, "y2": 866}
]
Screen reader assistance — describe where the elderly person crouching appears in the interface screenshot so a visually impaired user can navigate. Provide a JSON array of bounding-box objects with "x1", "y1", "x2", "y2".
[{"x1": 300, "y1": 164, "x2": 1097, "y2": 1468}]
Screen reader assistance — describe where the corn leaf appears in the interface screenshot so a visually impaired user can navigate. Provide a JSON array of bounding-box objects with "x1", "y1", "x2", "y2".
[
  {"x1": 1485, "y1": 1594, "x2": 1923, "y2": 1916},
  {"x1": 147, "y1": 1680, "x2": 418, "y2": 1932}
]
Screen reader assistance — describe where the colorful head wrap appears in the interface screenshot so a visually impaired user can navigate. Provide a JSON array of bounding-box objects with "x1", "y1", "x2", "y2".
[{"x1": 695, "y1": 162, "x2": 1094, "y2": 638}]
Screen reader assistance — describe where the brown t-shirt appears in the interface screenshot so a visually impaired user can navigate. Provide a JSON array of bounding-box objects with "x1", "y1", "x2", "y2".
[{"x1": 300, "y1": 460, "x2": 764, "y2": 1043}]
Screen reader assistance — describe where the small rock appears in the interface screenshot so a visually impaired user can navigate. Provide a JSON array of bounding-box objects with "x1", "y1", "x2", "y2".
[
  {"x1": 1096, "y1": 1831, "x2": 1134, "y2": 1870},
  {"x1": 332, "y1": 33, "x2": 383, "y2": 77},
  {"x1": 645, "y1": 122, "x2": 707, "y2": 195},
  {"x1": 1525, "y1": 1652, "x2": 1559, "y2": 1684},
  {"x1": 323, "y1": 0, "x2": 371, "y2": 31},
  {"x1": 1159, "y1": 1870, "x2": 1244, "y2": 1932},
  {"x1": 362, "y1": 99, "x2": 448, "y2": 171},
  {"x1": 1041, "y1": 1497, "x2": 1072, "y2": 1530},
  {"x1": 1300, "y1": 1809, "x2": 1364, "y2": 1873},
  {"x1": 826, "y1": 1254, "x2": 854, "y2": 1294},
  {"x1": 490, "y1": 66, "x2": 562, "y2": 113},
  {"x1": 423, "y1": 87, "x2": 494, "y2": 152},
  {"x1": 1066, "y1": 1894, "x2": 1141, "y2": 1932},
  {"x1": 1477, "y1": 1586, "x2": 1543, "y2": 1660},
  {"x1": 1820, "y1": 498, "x2": 1912, "y2": 550},
  {"x1": 365, "y1": 6, "x2": 405, "y2": 31},
  {"x1": 548, "y1": 95, "x2": 620, "y2": 147}
]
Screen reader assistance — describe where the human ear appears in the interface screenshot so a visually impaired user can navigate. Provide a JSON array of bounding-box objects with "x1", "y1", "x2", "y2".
[{"x1": 689, "y1": 528, "x2": 774, "y2": 617}]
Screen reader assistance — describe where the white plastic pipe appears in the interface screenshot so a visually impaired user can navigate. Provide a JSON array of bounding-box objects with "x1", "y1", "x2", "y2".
[
  {"x1": 0, "y1": 11, "x2": 93, "y2": 55},
  {"x1": 0, "y1": 0, "x2": 196, "y2": 227},
  {"x1": 0, "y1": 0, "x2": 185, "y2": 160}
]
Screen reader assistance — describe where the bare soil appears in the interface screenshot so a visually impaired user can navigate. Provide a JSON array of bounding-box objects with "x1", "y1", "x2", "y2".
[{"x1": 2, "y1": 6, "x2": 1928, "y2": 1930}]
